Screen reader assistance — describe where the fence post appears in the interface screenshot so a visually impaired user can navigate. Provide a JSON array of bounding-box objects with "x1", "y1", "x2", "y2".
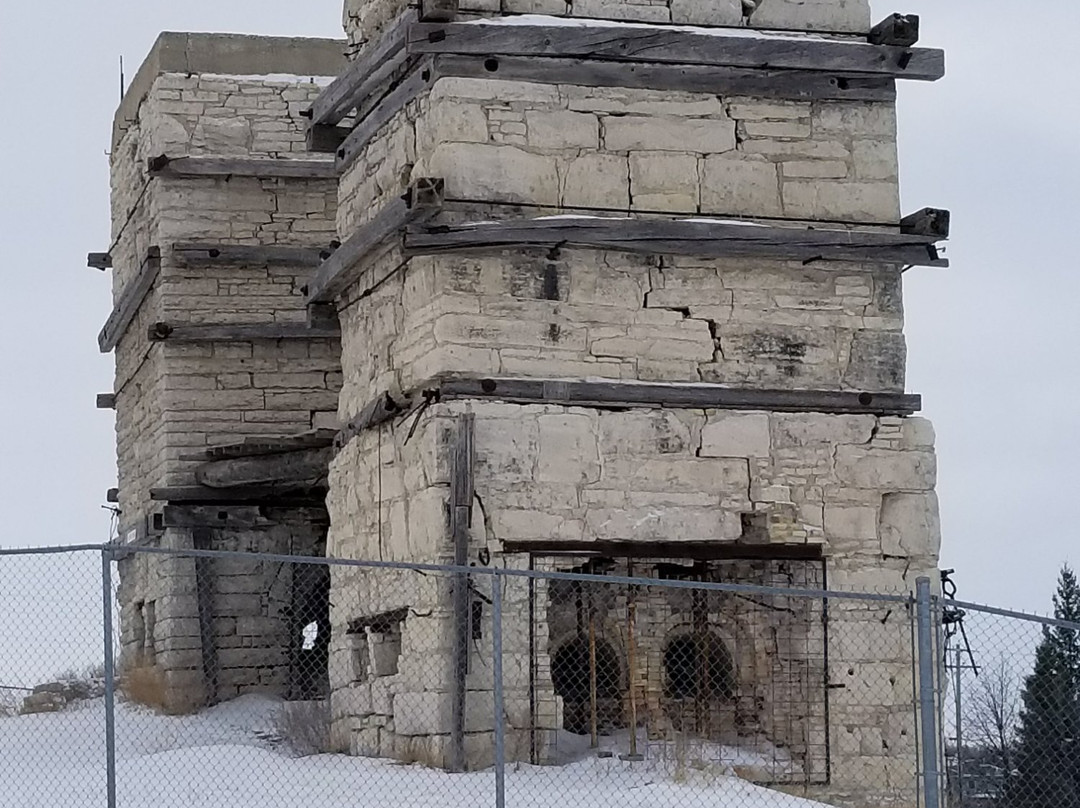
[
  {"x1": 916, "y1": 576, "x2": 941, "y2": 808},
  {"x1": 101, "y1": 546, "x2": 118, "y2": 808},
  {"x1": 491, "y1": 569, "x2": 506, "y2": 808}
]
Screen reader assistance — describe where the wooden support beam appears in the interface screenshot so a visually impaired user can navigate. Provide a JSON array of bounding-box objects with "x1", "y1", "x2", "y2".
[
  {"x1": 438, "y1": 377, "x2": 922, "y2": 416},
  {"x1": 171, "y1": 243, "x2": 325, "y2": 268},
  {"x1": 901, "y1": 207, "x2": 951, "y2": 238},
  {"x1": 408, "y1": 21, "x2": 945, "y2": 81},
  {"x1": 406, "y1": 214, "x2": 947, "y2": 267},
  {"x1": 335, "y1": 391, "x2": 409, "y2": 449},
  {"x1": 307, "y1": 11, "x2": 415, "y2": 127},
  {"x1": 305, "y1": 177, "x2": 445, "y2": 303},
  {"x1": 106, "y1": 488, "x2": 120, "y2": 504},
  {"x1": 307, "y1": 302, "x2": 338, "y2": 331},
  {"x1": 88, "y1": 252, "x2": 112, "y2": 270},
  {"x1": 419, "y1": 0, "x2": 458, "y2": 22},
  {"x1": 438, "y1": 53, "x2": 895, "y2": 103},
  {"x1": 195, "y1": 446, "x2": 334, "y2": 489},
  {"x1": 306, "y1": 124, "x2": 352, "y2": 153},
  {"x1": 448, "y1": 413, "x2": 474, "y2": 774},
  {"x1": 148, "y1": 155, "x2": 338, "y2": 180},
  {"x1": 98, "y1": 247, "x2": 162, "y2": 353},
  {"x1": 161, "y1": 504, "x2": 330, "y2": 530},
  {"x1": 869, "y1": 13, "x2": 920, "y2": 47},
  {"x1": 148, "y1": 322, "x2": 340, "y2": 342},
  {"x1": 203, "y1": 430, "x2": 337, "y2": 461},
  {"x1": 150, "y1": 485, "x2": 328, "y2": 504},
  {"x1": 97, "y1": 393, "x2": 117, "y2": 410},
  {"x1": 502, "y1": 540, "x2": 823, "y2": 561}
]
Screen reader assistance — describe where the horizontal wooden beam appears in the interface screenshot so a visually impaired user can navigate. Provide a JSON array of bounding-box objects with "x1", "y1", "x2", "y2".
[
  {"x1": 437, "y1": 377, "x2": 922, "y2": 416},
  {"x1": 106, "y1": 488, "x2": 120, "y2": 504},
  {"x1": 307, "y1": 10, "x2": 415, "y2": 127},
  {"x1": 161, "y1": 504, "x2": 329, "y2": 530},
  {"x1": 88, "y1": 252, "x2": 112, "y2": 270},
  {"x1": 96, "y1": 393, "x2": 117, "y2": 410},
  {"x1": 195, "y1": 446, "x2": 334, "y2": 488},
  {"x1": 203, "y1": 429, "x2": 337, "y2": 461},
  {"x1": 171, "y1": 243, "x2": 326, "y2": 268},
  {"x1": 148, "y1": 322, "x2": 340, "y2": 342},
  {"x1": 98, "y1": 247, "x2": 162, "y2": 353},
  {"x1": 148, "y1": 155, "x2": 338, "y2": 180},
  {"x1": 336, "y1": 391, "x2": 410, "y2": 449},
  {"x1": 150, "y1": 485, "x2": 328, "y2": 504},
  {"x1": 901, "y1": 207, "x2": 950, "y2": 238},
  {"x1": 869, "y1": 13, "x2": 920, "y2": 47},
  {"x1": 405, "y1": 214, "x2": 947, "y2": 267},
  {"x1": 502, "y1": 540, "x2": 824, "y2": 561},
  {"x1": 408, "y1": 21, "x2": 945, "y2": 81},
  {"x1": 305, "y1": 177, "x2": 445, "y2": 303}
]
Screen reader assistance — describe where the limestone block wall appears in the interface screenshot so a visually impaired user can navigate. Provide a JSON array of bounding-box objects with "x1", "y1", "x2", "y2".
[
  {"x1": 342, "y1": 0, "x2": 872, "y2": 56},
  {"x1": 338, "y1": 81, "x2": 900, "y2": 234}
]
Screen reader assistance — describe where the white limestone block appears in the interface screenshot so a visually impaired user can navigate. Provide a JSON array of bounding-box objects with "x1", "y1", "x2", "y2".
[
  {"x1": 560, "y1": 153, "x2": 630, "y2": 209},
  {"x1": 670, "y1": 0, "x2": 742, "y2": 25},
  {"x1": 629, "y1": 151, "x2": 700, "y2": 212},
  {"x1": 604, "y1": 116, "x2": 736, "y2": 154},
  {"x1": 879, "y1": 492, "x2": 941, "y2": 558},
  {"x1": 425, "y1": 142, "x2": 560, "y2": 206},
  {"x1": 749, "y1": 0, "x2": 870, "y2": 33},
  {"x1": 526, "y1": 110, "x2": 599, "y2": 150},
  {"x1": 701, "y1": 155, "x2": 783, "y2": 216},
  {"x1": 700, "y1": 412, "x2": 772, "y2": 458},
  {"x1": 538, "y1": 414, "x2": 601, "y2": 484},
  {"x1": 900, "y1": 417, "x2": 936, "y2": 450},
  {"x1": 782, "y1": 180, "x2": 899, "y2": 223}
]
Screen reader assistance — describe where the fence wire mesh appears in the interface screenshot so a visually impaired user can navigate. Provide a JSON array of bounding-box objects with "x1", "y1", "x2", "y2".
[{"x1": 4, "y1": 544, "x2": 1073, "y2": 808}]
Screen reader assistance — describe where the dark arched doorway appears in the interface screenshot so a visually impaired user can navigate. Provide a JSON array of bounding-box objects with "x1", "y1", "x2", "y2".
[{"x1": 552, "y1": 635, "x2": 624, "y2": 735}]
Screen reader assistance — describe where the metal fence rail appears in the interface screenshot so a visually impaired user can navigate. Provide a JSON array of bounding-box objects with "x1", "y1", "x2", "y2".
[{"x1": 1, "y1": 543, "x2": 1077, "y2": 808}]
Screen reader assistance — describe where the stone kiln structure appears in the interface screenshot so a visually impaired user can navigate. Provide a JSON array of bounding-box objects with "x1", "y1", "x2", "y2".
[{"x1": 99, "y1": 1, "x2": 947, "y2": 805}]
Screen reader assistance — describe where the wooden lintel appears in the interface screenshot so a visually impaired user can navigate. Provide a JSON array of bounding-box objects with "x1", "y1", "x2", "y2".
[
  {"x1": 171, "y1": 243, "x2": 325, "y2": 268},
  {"x1": 148, "y1": 155, "x2": 338, "y2": 180},
  {"x1": 88, "y1": 252, "x2": 113, "y2": 270},
  {"x1": 437, "y1": 54, "x2": 896, "y2": 103},
  {"x1": 869, "y1": 14, "x2": 920, "y2": 47},
  {"x1": 97, "y1": 393, "x2": 117, "y2": 410},
  {"x1": 503, "y1": 540, "x2": 824, "y2": 562},
  {"x1": 307, "y1": 11, "x2": 414, "y2": 127},
  {"x1": 195, "y1": 446, "x2": 334, "y2": 489},
  {"x1": 150, "y1": 485, "x2": 328, "y2": 505},
  {"x1": 306, "y1": 123, "x2": 352, "y2": 153},
  {"x1": 901, "y1": 207, "x2": 951, "y2": 238},
  {"x1": 419, "y1": 0, "x2": 458, "y2": 22},
  {"x1": 161, "y1": 504, "x2": 330, "y2": 530},
  {"x1": 148, "y1": 322, "x2": 340, "y2": 343},
  {"x1": 305, "y1": 177, "x2": 445, "y2": 303},
  {"x1": 98, "y1": 247, "x2": 162, "y2": 353},
  {"x1": 405, "y1": 215, "x2": 947, "y2": 267},
  {"x1": 408, "y1": 21, "x2": 945, "y2": 81}
]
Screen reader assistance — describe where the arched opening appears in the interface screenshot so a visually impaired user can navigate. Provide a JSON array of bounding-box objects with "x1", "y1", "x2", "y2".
[
  {"x1": 663, "y1": 633, "x2": 735, "y2": 702},
  {"x1": 551, "y1": 635, "x2": 623, "y2": 735}
]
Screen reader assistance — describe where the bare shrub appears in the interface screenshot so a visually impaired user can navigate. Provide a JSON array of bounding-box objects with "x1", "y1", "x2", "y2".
[
  {"x1": 272, "y1": 700, "x2": 332, "y2": 757},
  {"x1": 120, "y1": 664, "x2": 168, "y2": 712}
]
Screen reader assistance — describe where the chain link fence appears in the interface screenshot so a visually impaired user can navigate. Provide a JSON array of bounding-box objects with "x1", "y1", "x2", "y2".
[{"x1": 2, "y1": 543, "x2": 1075, "y2": 808}]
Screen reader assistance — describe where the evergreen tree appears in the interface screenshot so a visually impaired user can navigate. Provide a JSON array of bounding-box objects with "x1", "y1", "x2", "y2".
[{"x1": 1005, "y1": 565, "x2": 1080, "y2": 808}]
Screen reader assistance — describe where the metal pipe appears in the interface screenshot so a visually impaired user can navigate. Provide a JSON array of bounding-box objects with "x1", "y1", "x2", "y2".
[
  {"x1": 954, "y1": 647, "x2": 963, "y2": 808},
  {"x1": 101, "y1": 548, "x2": 118, "y2": 808},
  {"x1": 492, "y1": 571, "x2": 506, "y2": 808},
  {"x1": 916, "y1": 577, "x2": 942, "y2": 808},
  {"x1": 589, "y1": 605, "x2": 599, "y2": 748},
  {"x1": 626, "y1": 593, "x2": 639, "y2": 759}
]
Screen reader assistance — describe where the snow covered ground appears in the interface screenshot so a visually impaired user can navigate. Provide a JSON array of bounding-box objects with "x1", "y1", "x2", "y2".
[{"x1": 0, "y1": 695, "x2": 838, "y2": 808}]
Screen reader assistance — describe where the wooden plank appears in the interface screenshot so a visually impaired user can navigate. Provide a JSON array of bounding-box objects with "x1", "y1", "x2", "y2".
[
  {"x1": 148, "y1": 155, "x2": 338, "y2": 180},
  {"x1": 150, "y1": 485, "x2": 328, "y2": 504},
  {"x1": 195, "y1": 446, "x2": 334, "y2": 488},
  {"x1": 204, "y1": 430, "x2": 337, "y2": 461},
  {"x1": 148, "y1": 322, "x2": 341, "y2": 342},
  {"x1": 437, "y1": 53, "x2": 895, "y2": 103},
  {"x1": 306, "y1": 124, "x2": 351, "y2": 153},
  {"x1": 336, "y1": 391, "x2": 409, "y2": 449},
  {"x1": 901, "y1": 207, "x2": 951, "y2": 238},
  {"x1": 438, "y1": 377, "x2": 922, "y2": 416},
  {"x1": 307, "y1": 11, "x2": 415, "y2": 127},
  {"x1": 869, "y1": 13, "x2": 920, "y2": 47},
  {"x1": 405, "y1": 216, "x2": 947, "y2": 267},
  {"x1": 97, "y1": 393, "x2": 117, "y2": 410},
  {"x1": 171, "y1": 244, "x2": 325, "y2": 268},
  {"x1": 335, "y1": 59, "x2": 437, "y2": 171},
  {"x1": 98, "y1": 247, "x2": 162, "y2": 353},
  {"x1": 88, "y1": 252, "x2": 112, "y2": 270},
  {"x1": 305, "y1": 178, "x2": 445, "y2": 303},
  {"x1": 409, "y1": 21, "x2": 946, "y2": 81},
  {"x1": 162, "y1": 505, "x2": 330, "y2": 530}
]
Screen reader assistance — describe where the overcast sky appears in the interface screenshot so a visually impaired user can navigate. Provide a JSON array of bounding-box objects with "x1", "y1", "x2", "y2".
[{"x1": 0, "y1": 1, "x2": 1075, "y2": 622}]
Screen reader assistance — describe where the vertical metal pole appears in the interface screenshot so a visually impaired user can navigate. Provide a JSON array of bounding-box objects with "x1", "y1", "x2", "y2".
[
  {"x1": 492, "y1": 571, "x2": 506, "y2": 808},
  {"x1": 449, "y1": 414, "x2": 474, "y2": 773},
  {"x1": 101, "y1": 548, "x2": 118, "y2": 808},
  {"x1": 588, "y1": 606, "x2": 599, "y2": 748},
  {"x1": 916, "y1": 577, "x2": 942, "y2": 808},
  {"x1": 954, "y1": 647, "x2": 964, "y2": 808}
]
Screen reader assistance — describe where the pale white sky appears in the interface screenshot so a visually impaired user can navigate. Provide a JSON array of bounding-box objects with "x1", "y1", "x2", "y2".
[{"x1": 0, "y1": 1, "x2": 1076, "y2": 627}]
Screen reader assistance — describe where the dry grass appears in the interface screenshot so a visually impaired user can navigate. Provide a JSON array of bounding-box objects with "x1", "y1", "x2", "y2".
[
  {"x1": 120, "y1": 663, "x2": 168, "y2": 712},
  {"x1": 272, "y1": 700, "x2": 332, "y2": 757}
]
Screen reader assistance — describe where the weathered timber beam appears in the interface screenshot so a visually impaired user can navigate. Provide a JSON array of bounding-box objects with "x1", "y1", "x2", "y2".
[
  {"x1": 171, "y1": 243, "x2": 326, "y2": 268},
  {"x1": 194, "y1": 446, "x2": 334, "y2": 489},
  {"x1": 502, "y1": 540, "x2": 823, "y2": 561},
  {"x1": 335, "y1": 391, "x2": 410, "y2": 449},
  {"x1": 307, "y1": 11, "x2": 415, "y2": 127},
  {"x1": 869, "y1": 13, "x2": 920, "y2": 47},
  {"x1": 335, "y1": 59, "x2": 437, "y2": 170},
  {"x1": 148, "y1": 155, "x2": 338, "y2": 180},
  {"x1": 420, "y1": 0, "x2": 457, "y2": 22},
  {"x1": 305, "y1": 177, "x2": 445, "y2": 303},
  {"x1": 439, "y1": 54, "x2": 895, "y2": 103},
  {"x1": 405, "y1": 215, "x2": 947, "y2": 267},
  {"x1": 150, "y1": 485, "x2": 328, "y2": 504},
  {"x1": 148, "y1": 322, "x2": 341, "y2": 342},
  {"x1": 408, "y1": 21, "x2": 945, "y2": 81},
  {"x1": 88, "y1": 252, "x2": 112, "y2": 270},
  {"x1": 96, "y1": 393, "x2": 117, "y2": 410},
  {"x1": 98, "y1": 246, "x2": 162, "y2": 353},
  {"x1": 106, "y1": 488, "x2": 120, "y2": 504},
  {"x1": 161, "y1": 504, "x2": 330, "y2": 530},
  {"x1": 901, "y1": 207, "x2": 951, "y2": 238},
  {"x1": 307, "y1": 124, "x2": 351, "y2": 153},
  {"x1": 439, "y1": 377, "x2": 922, "y2": 416},
  {"x1": 204, "y1": 429, "x2": 337, "y2": 460}
]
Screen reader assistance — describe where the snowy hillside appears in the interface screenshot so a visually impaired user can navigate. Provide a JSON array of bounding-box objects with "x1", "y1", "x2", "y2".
[{"x1": 0, "y1": 695, "x2": 839, "y2": 808}]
